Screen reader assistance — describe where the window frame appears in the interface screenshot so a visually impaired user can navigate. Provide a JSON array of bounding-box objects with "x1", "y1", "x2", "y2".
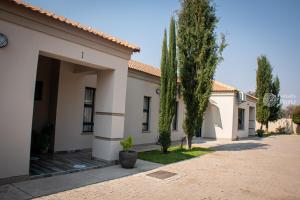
[
  {"x1": 82, "y1": 87, "x2": 96, "y2": 133},
  {"x1": 238, "y1": 108, "x2": 245, "y2": 130},
  {"x1": 142, "y1": 96, "x2": 151, "y2": 132}
]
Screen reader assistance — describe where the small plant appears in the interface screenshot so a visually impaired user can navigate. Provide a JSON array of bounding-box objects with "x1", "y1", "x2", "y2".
[
  {"x1": 119, "y1": 136, "x2": 137, "y2": 168},
  {"x1": 256, "y1": 129, "x2": 264, "y2": 137},
  {"x1": 120, "y1": 136, "x2": 133, "y2": 152}
]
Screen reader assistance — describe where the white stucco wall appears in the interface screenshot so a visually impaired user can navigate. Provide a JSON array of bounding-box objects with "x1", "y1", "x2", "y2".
[
  {"x1": 256, "y1": 118, "x2": 295, "y2": 134},
  {"x1": 202, "y1": 93, "x2": 236, "y2": 140},
  {"x1": 54, "y1": 61, "x2": 96, "y2": 151},
  {"x1": 0, "y1": 6, "x2": 131, "y2": 178},
  {"x1": 124, "y1": 74, "x2": 185, "y2": 145},
  {"x1": 124, "y1": 76, "x2": 160, "y2": 145},
  {"x1": 202, "y1": 93, "x2": 256, "y2": 140}
]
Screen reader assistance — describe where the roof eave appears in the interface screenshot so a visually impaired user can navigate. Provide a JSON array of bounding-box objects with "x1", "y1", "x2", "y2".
[{"x1": 9, "y1": 0, "x2": 140, "y2": 52}]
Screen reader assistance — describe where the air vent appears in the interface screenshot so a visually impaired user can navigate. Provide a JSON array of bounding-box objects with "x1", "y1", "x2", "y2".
[{"x1": 238, "y1": 92, "x2": 247, "y2": 103}]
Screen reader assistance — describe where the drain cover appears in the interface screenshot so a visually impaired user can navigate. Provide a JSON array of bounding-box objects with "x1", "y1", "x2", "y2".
[{"x1": 147, "y1": 170, "x2": 177, "y2": 180}]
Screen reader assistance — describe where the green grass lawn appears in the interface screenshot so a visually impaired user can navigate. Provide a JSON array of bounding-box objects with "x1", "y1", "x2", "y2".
[{"x1": 138, "y1": 146, "x2": 213, "y2": 164}]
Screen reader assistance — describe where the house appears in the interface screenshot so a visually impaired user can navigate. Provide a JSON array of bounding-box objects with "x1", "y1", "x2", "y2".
[
  {"x1": 0, "y1": 0, "x2": 256, "y2": 180},
  {"x1": 126, "y1": 60, "x2": 257, "y2": 145}
]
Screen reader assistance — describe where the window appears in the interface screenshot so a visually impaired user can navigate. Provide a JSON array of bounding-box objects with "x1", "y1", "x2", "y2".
[
  {"x1": 172, "y1": 101, "x2": 178, "y2": 130},
  {"x1": 238, "y1": 108, "x2": 245, "y2": 130},
  {"x1": 142, "y1": 96, "x2": 151, "y2": 132},
  {"x1": 83, "y1": 87, "x2": 95, "y2": 132}
]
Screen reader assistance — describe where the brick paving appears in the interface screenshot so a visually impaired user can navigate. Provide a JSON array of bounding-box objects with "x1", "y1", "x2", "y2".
[{"x1": 35, "y1": 135, "x2": 300, "y2": 200}]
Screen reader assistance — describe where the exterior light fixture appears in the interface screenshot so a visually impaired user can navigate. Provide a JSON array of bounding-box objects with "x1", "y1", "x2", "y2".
[
  {"x1": 0, "y1": 33, "x2": 8, "y2": 48},
  {"x1": 156, "y1": 88, "x2": 160, "y2": 95}
]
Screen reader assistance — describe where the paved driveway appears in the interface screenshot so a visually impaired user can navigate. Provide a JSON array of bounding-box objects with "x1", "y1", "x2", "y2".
[{"x1": 3, "y1": 135, "x2": 300, "y2": 200}]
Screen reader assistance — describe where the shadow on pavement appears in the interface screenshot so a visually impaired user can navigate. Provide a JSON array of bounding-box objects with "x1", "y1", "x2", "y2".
[
  {"x1": 212, "y1": 142, "x2": 269, "y2": 151},
  {"x1": 0, "y1": 160, "x2": 162, "y2": 200}
]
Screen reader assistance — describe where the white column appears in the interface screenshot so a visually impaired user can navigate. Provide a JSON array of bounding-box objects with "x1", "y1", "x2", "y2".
[{"x1": 92, "y1": 67, "x2": 128, "y2": 161}]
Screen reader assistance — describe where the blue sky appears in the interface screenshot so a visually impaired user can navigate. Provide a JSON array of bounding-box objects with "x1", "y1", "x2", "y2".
[{"x1": 25, "y1": 0, "x2": 300, "y2": 105}]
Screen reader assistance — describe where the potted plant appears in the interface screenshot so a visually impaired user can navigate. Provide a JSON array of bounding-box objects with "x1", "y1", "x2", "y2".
[
  {"x1": 256, "y1": 129, "x2": 264, "y2": 137},
  {"x1": 119, "y1": 136, "x2": 137, "y2": 169},
  {"x1": 39, "y1": 124, "x2": 54, "y2": 154}
]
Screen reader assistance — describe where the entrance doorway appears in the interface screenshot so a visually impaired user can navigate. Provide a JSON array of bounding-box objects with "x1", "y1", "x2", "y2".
[
  {"x1": 30, "y1": 55, "x2": 60, "y2": 162},
  {"x1": 29, "y1": 55, "x2": 109, "y2": 177}
]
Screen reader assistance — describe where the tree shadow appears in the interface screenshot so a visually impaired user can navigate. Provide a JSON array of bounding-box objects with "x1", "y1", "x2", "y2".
[{"x1": 212, "y1": 142, "x2": 269, "y2": 151}]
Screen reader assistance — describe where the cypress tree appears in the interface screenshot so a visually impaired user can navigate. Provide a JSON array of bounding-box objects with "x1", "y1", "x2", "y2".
[
  {"x1": 177, "y1": 0, "x2": 226, "y2": 149},
  {"x1": 256, "y1": 55, "x2": 273, "y2": 130},
  {"x1": 268, "y1": 76, "x2": 281, "y2": 124},
  {"x1": 158, "y1": 29, "x2": 171, "y2": 153},
  {"x1": 158, "y1": 17, "x2": 177, "y2": 153},
  {"x1": 166, "y1": 17, "x2": 177, "y2": 128}
]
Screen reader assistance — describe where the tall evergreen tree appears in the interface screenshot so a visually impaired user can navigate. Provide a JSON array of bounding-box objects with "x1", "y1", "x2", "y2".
[
  {"x1": 158, "y1": 30, "x2": 169, "y2": 150},
  {"x1": 177, "y1": 0, "x2": 226, "y2": 149},
  {"x1": 166, "y1": 17, "x2": 177, "y2": 129},
  {"x1": 158, "y1": 18, "x2": 177, "y2": 153},
  {"x1": 256, "y1": 55, "x2": 273, "y2": 130},
  {"x1": 268, "y1": 76, "x2": 281, "y2": 124}
]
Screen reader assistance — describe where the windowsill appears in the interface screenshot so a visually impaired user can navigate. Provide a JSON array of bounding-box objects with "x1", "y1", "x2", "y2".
[{"x1": 81, "y1": 132, "x2": 93, "y2": 135}]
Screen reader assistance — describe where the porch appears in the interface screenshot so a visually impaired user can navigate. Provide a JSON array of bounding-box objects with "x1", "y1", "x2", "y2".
[
  {"x1": 30, "y1": 150, "x2": 111, "y2": 178},
  {"x1": 27, "y1": 53, "x2": 127, "y2": 179}
]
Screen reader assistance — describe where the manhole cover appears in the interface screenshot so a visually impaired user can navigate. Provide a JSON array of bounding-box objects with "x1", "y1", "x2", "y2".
[{"x1": 147, "y1": 170, "x2": 177, "y2": 180}]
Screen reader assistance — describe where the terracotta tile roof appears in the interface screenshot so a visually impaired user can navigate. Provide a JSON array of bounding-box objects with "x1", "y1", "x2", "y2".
[
  {"x1": 128, "y1": 60, "x2": 161, "y2": 77},
  {"x1": 246, "y1": 94, "x2": 258, "y2": 101},
  {"x1": 9, "y1": 0, "x2": 140, "y2": 52},
  {"x1": 212, "y1": 80, "x2": 237, "y2": 92},
  {"x1": 128, "y1": 60, "x2": 237, "y2": 92}
]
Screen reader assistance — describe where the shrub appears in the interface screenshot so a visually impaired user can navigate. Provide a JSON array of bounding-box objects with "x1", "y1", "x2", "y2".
[
  {"x1": 276, "y1": 126, "x2": 286, "y2": 134},
  {"x1": 292, "y1": 106, "x2": 300, "y2": 124},
  {"x1": 120, "y1": 136, "x2": 133, "y2": 152},
  {"x1": 256, "y1": 129, "x2": 264, "y2": 137}
]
